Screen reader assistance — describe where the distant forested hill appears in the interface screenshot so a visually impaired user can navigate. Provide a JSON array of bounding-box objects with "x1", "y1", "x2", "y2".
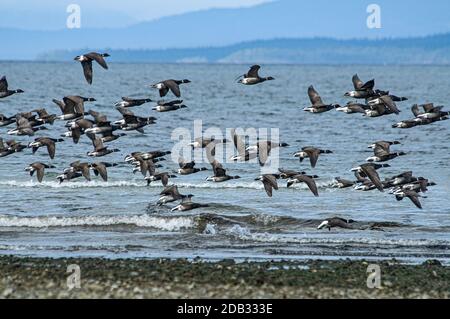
[{"x1": 39, "y1": 34, "x2": 450, "y2": 65}]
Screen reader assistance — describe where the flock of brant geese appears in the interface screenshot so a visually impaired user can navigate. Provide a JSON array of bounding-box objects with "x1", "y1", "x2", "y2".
[{"x1": 1, "y1": 55, "x2": 448, "y2": 231}]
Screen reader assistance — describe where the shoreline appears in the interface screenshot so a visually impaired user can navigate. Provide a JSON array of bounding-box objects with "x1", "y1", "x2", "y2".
[{"x1": 0, "y1": 255, "x2": 449, "y2": 299}]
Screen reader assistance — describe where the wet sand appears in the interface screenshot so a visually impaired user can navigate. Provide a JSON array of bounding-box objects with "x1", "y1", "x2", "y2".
[{"x1": 0, "y1": 256, "x2": 449, "y2": 299}]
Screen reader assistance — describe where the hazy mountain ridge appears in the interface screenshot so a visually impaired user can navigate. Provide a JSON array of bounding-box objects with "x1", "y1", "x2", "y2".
[
  {"x1": 38, "y1": 34, "x2": 450, "y2": 65},
  {"x1": 2, "y1": 0, "x2": 450, "y2": 60}
]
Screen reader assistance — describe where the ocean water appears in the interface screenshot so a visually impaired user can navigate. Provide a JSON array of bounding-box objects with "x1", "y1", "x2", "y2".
[{"x1": 0, "y1": 62, "x2": 449, "y2": 264}]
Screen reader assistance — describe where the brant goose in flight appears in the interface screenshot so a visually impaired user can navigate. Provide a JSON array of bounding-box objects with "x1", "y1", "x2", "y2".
[
  {"x1": 366, "y1": 141, "x2": 406, "y2": 163},
  {"x1": 354, "y1": 178, "x2": 384, "y2": 192},
  {"x1": 188, "y1": 137, "x2": 229, "y2": 155},
  {"x1": 157, "y1": 185, "x2": 193, "y2": 206},
  {"x1": 286, "y1": 174, "x2": 319, "y2": 197},
  {"x1": 160, "y1": 187, "x2": 193, "y2": 206},
  {"x1": 255, "y1": 174, "x2": 279, "y2": 197},
  {"x1": 86, "y1": 133, "x2": 120, "y2": 157},
  {"x1": 57, "y1": 171, "x2": 83, "y2": 184},
  {"x1": 98, "y1": 131, "x2": 126, "y2": 143},
  {"x1": 145, "y1": 170, "x2": 177, "y2": 187},
  {"x1": 386, "y1": 173, "x2": 434, "y2": 191},
  {"x1": 294, "y1": 147, "x2": 333, "y2": 168},
  {"x1": 368, "y1": 141, "x2": 401, "y2": 149},
  {"x1": 115, "y1": 107, "x2": 156, "y2": 133},
  {"x1": 131, "y1": 157, "x2": 164, "y2": 177},
  {"x1": 125, "y1": 154, "x2": 168, "y2": 174},
  {"x1": 74, "y1": 52, "x2": 110, "y2": 84},
  {"x1": 8, "y1": 140, "x2": 27, "y2": 153},
  {"x1": 25, "y1": 162, "x2": 56, "y2": 183},
  {"x1": 0, "y1": 114, "x2": 15, "y2": 127},
  {"x1": 365, "y1": 104, "x2": 392, "y2": 118},
  {"x1": 177, "y1": 158, "x2": 207, "y2": 175},
  {"x1": 366, "y1": 95, "x2": 400, "y2": 116},
  {"x1": 114, "y1": 97, "x2": 152, "y2": 108},
  {"x1": 153, "y1": 100, "x2": 187, "y2": 112},
  {"x1": 28, "y1": 137, "x2": 64, "y2": 159},
  {"x1": 304, "y1": 86, "x2": 340, "y2": 113},
  {"x1": 32, "y1": 108, "x2": 57, "y2": 125},
  {"x1": 63, "y1": 118, "x2": 94, "y2": 144},
  {"x1": 229, "y1": 129, "x2": 258, "y2": 162},
  {"x1": 129, "y1": 155, "x2": 154, "y2": 176},
  {"x1": 87, "y1": 109, "x2": 108, "y2": 124},
  {"x1": 344, "y1": 74, "x2": 375, "y2": 99},
  {"x1": 84, "y1": 110, "x2": 121, "y2": 136},
  {"x1": 53, "y1": 96, "x2": 95, "y2": 121},
  {"x1": 318, "y1": 217, "x2": 356, "y2": 231},
  {"x1": 386, "y1": 171, "x2": 415, "y2": 187},
  {"x1": 390, "y1": 179, "x2": 435, "y2": 195},
  {"x1": 171, "y1": 197, "x2": 209, "y2": 212},
  {"x1": 151, "y1": 79, "x2": 191, "y2": 98},
  {"x1": 132, "y1": 155, "x2": 174, "y2": 186},
  {"x1": 336, "y1": 101, "x2": 368, "y2": 114},
  {"x1": 0, "y1": 76, "x2": 24, "y2": 99},
  {"x1": 237, "y1": 65, "x2": 275, "y2": 85},
  {"x1": 351, "y1": 163, "x2": 390, "y2": 192},
  {"x1": 371, "y1": 89, "x2": 408, "y2": 102},
  {"x1": 8, "y1": 115, "x2": 47, "y2": 136},
  {"x1": 394, "y1": 111, "x2": 448, "y2": 128},
  {"x1": 352, "y1": 169, "x2": 385, "y2": 192},
  {"x1": 393, "y1": 189, "x2": 426, "y2": 209},
  {"x1": 125, "y1": 151, "x2": 171, "y2": 163},
  {"x1": 331, "y1": 177, "x2": 356, "y2": 189},
  {"x1": 90, "y1": 162, "x2": 117, "y2": 182},
  {"x1": 412, "y1": 103, "x2": 450, "y2": 120},
  {"x1": 19, "y1": 112, "x2": 45, "y2": 126},
  {"x1": 256, "y1": 140, "x2": 289, "y2": 166},
  {"x1": 0, "y1": 139, "x2": 27, "y2": 157},
  {"x1": 392, "y1": 119, "x2": 419, "y2": 129},
  {"x1": 278, "y1": 168, "x2": 311, "y2": 179},
  {"x1": 68, "y1": 161, "x2": 92, "y2": 181},
  {"x1": 0, "y1": 138, "x2": 13, "y2": 157},
  {"x1": 206, "y1": 160, "x2": 240, "y2": 183},
  {"x1": 0, "y1": 138, "x2": 24, "y2": 157}
]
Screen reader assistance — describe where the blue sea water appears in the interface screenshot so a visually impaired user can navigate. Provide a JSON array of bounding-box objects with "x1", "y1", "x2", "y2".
[{"x1": 0, "y1": 62, "x2": 449, "y2": 264}]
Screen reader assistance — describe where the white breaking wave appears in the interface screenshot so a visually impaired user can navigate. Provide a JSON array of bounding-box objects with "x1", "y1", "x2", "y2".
[
  {"x1": 203, "y1": 223, "x2": 217, "y2": 235},
  {"x1": 0, "y1": 180, "x2": 143, "y2": 189},
  {"x1": 0, "y1": 215, "x2": 195, "y2": 231},
  {"x1": 225, "y1": 225, "x2": 450, "y2": 247}
]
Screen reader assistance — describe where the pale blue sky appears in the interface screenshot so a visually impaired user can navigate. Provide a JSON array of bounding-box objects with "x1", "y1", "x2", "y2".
[
  {"x1": 0, "y1": 0, "x2": 271, "y2": 29},
  {"x1": 1, "y1": 0, "x2": 450, "y2": 61}
]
